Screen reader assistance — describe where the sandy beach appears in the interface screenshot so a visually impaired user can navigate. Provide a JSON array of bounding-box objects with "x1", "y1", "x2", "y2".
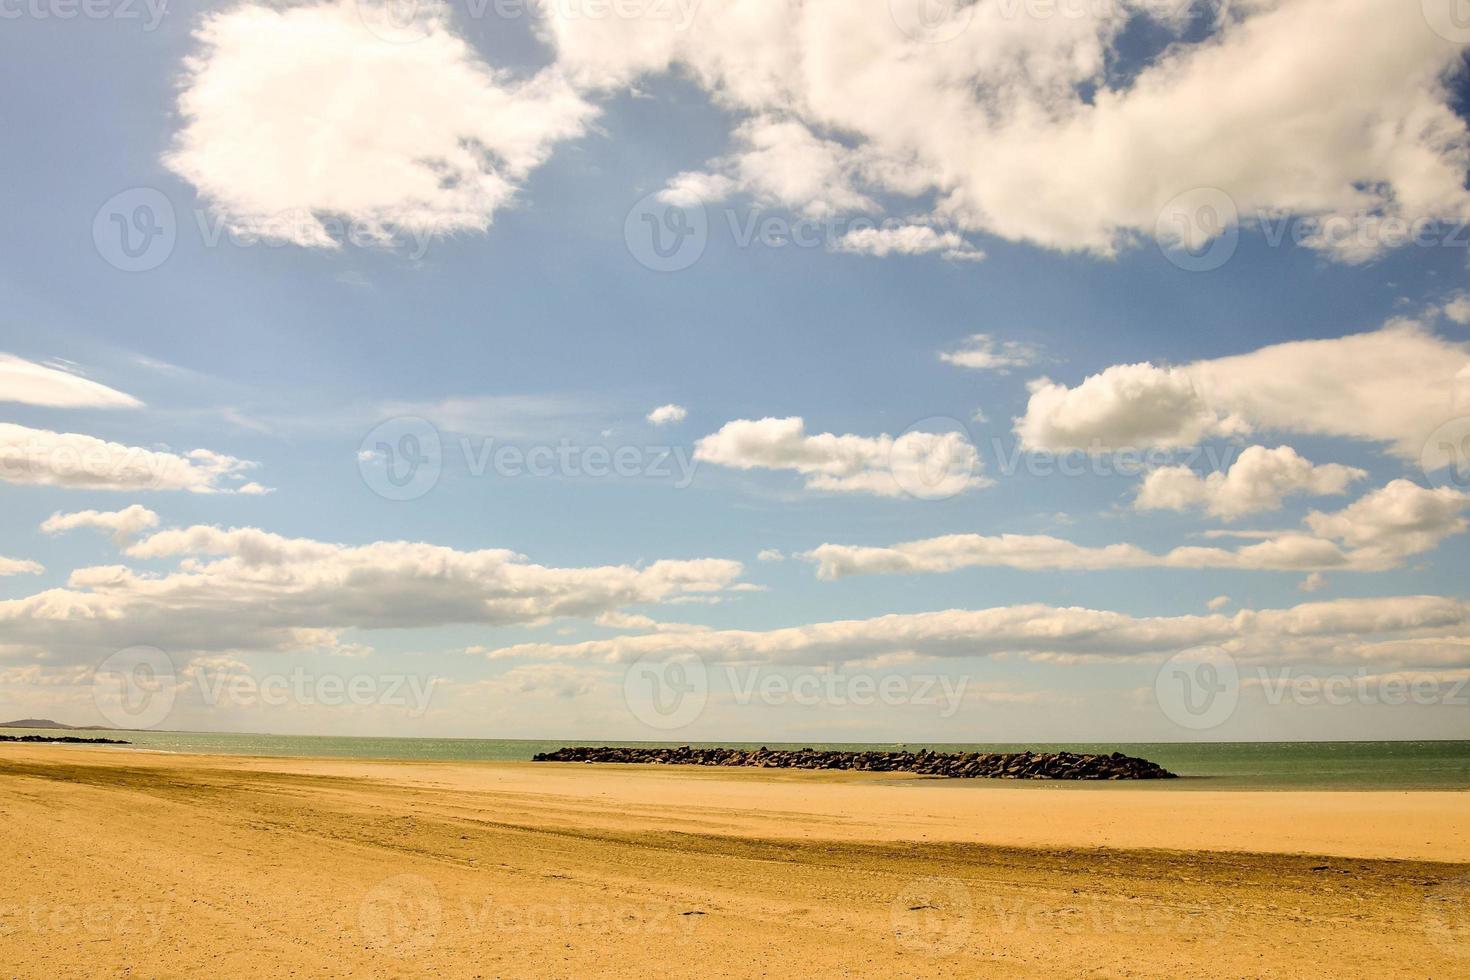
[{"x1": 1, "y1": 744, "x2": 1466, "y2": 977}]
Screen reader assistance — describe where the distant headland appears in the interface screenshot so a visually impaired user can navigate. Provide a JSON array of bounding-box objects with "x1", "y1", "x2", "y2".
[{"x1": 0, "y1": 719, "x2": 129, "y2": 745}]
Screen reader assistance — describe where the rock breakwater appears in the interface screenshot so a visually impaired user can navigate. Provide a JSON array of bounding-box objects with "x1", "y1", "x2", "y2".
[
  {"x1": 532, "y1": 746, "x2": 1176, "y2": 779},
  {"x1": 0, "y1": 734, "x2": 131, "y2": 745}
]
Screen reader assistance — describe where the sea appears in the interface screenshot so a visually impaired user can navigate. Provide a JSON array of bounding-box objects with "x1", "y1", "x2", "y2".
[{"x1": 4, "y1": 727, "x2": 1467, "y2": 790}]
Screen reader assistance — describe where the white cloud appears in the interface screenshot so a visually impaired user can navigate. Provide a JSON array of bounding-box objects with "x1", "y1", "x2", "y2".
[
  {"x1": 0, "y1": 524, "x2": 744, "y2": 666},
  {"x1": 166, "y1": 0, "x2": 595, "y2": 249},
  {"x1": 1304, "y1": 479, "x2": 1470, "y2": 566},
  {"x1": 1135, "y1": 445, "x2": 1366, "y2": 519},
  {"x1": 832, "y1": 225, "x2": 984, "y2": 261},
  {"x1": 801, "y1": 530, "x2": 1342, "y2": 577},
  {"x1": 481, "y1": 595, "x2": 1470, "y2": 670},
  {"x1": 1018, "y1": 361, "x2": 1242, "y2": 451},
  {"x1": 646, "y1": 403, "x2": 688, "y2": 425},
  {"x1": 544, "y1": 0, "x2": 1470, "y2": 261},
  {"x1": 593, "y1": 611, "x2": 709, "y2": 633},
  {"x1": 0, "y1": 557, "x2": 42, "y2": 577},
  {"x1": 661, "y1": 116, "x2": 876, "y2": 219},
  {"x1": 0, "y1": 423, "x2": 266, "y2": 494},
  {"x1": 1300, "y1": 572, "x2": 1327, "y2": 593},
  {"x1": 757, "y1": 548, "x2": 784, "y2": 562},
  {"x1": 1017, "y1": 321, "x2": 1470, "y2": 459},
  {"x1": 694, "y1": 416, "x2": 989, "y2": 498},
  {"x1": 939, "y1": 334, "x2": 1042, "y2": 372},
  {"x1": 1207, "y1": 595, "x2": 1232, "y2": 611},
  {"x1": 1443, "y1": 294, "x2": 1470, "y2": 326},
  {"x1": 0, "y1": 354, "x2": 141, "y2": 409},
  {"x1": 41, "y1": 505, "x2": 160, "y2": 545},
  {"x1": 802, "y1": 481, "x2": 1470, "y2": 577},
  {"x1": 657, "y1": 171, "x2": 738, "y2": 207}
]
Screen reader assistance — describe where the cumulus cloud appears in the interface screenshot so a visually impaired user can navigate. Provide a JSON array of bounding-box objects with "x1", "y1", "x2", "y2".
[
  {"x1": 803, "y1": 481, "x2": 1470, "y2": 578},
  {"x1": 0, "y1": 524, "x2": 744, "y2": 666},
  {"x1": 40, "y1": 505, "x2": 161, "y2": 545},
  {"x1": 832, "y1": 225, "x2": 984, "y2": 261},
  {"x1": 593, "y1": 611, "x2": 709, "y2": 633},
  {"x1": 0, "y1": 423, "x2": 266, "y2": 494},
  {"x1": 939, "y1": 334, "x2": 1042, "y2": 372},
  {"x1": 757, "y1": 548, "x2": 784, "y2": 561},
  {"x1": 1443, "y1": 294, "x2": 1470, "y2": 326},
  {"x1": 1017, "y1": 361, "x2": 1245, "y2": 452},
  {"x1": 1207, "y1": 595, "x2": 1232, "y2": 611},
  {"x1": 1135, "y1": 445, "x2": 1366, "y2": 519},
  {"x1": 645, "y1": 403, "x2": 688, "y2": 425},
  {"x1": 0, "y1": 354, "x2": 141, "y2": 409},
  {"x1": 0, "y1": 557, "x2": 43, "y2": 577},
  {"x1": 1304, "y1": 479, "x2": 1470, "y2": 567},
  {"x1": 480, "y1": 595, "x2": 1470, "y2": 670},
  {"x1": 694, "y1": 416, "x2": 989, "y2": 498},
  {"x1": 1017, "y1": 321, "x2": 1470, "y2": 459},
  {"x1": 544, "y1": 0, "x2": 1470, "y2": 261},
  {"x1": 660, "y1": 116, "x2": 876, "y2": 219},
  {"x1": 166, "y1": 0, "x2": 595, "y2": 249},
  {"x1": 657, "y1": 171, "x2": 738, "y2": 207}
]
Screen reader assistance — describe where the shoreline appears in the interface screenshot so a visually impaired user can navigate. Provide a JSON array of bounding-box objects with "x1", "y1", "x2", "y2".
[
  {"x1": 21, "y1": 733, "x2": 1468, "y2": 793},
  {"x1": 5, "y1": 744, "x2": 1467, "y2": 861}
]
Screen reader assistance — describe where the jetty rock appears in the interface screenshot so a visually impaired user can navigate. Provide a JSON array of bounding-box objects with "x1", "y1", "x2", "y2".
[
  {"x1": 0, "y1": 734, "x2": 131, "y2": 745},
  {"x1": 531, "y1": 746, "x2": 1176, "y2": 780}
]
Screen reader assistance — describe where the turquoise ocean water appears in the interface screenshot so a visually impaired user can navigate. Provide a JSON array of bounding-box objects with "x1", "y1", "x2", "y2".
[{"x1": 4, "y1": 728, "x2": 1467, "y2": 790}]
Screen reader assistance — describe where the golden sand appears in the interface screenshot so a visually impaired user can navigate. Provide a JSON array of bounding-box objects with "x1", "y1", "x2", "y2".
[{"x1": 1, "y1": 745, "x2": 1466, "y2": 977}]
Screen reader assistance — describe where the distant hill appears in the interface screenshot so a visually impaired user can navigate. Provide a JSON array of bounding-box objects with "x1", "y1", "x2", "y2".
[{"x1": 0, "y1": 719, "x2": 111, "y2": 731}]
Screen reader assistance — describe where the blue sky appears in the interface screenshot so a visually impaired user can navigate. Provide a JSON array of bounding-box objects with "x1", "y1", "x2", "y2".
[{"x1": 2, "y1": 0, "x2": 1469, "y2": 741}]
